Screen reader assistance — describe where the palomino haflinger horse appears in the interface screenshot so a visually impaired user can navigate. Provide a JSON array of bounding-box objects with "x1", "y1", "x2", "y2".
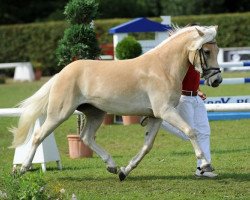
[{"x1": 11, "y1": 25, "x2": 222, "y2": 181}]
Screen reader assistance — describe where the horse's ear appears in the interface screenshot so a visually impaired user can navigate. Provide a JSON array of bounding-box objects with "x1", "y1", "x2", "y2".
[
  {"x1": 195, "y1": 27, "x2": 204, "y2": 37},
  {"x1": 214, "y1": 25, "x2": 218, "y2": 31}
]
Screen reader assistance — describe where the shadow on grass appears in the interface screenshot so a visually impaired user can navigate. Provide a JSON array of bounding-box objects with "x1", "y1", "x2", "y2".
[
  {"x1": 16, "y1": 165, "x2": 97, "y2": 173},
  {"x1": 129, "y1": 172, "x2": 250, "y2": 182},
  {"x1": 56, "y1": 172, "x2": 250, "y2": 182},
  {"x1": 171, "y1": 147, "x2": 249, "y2": 156}
]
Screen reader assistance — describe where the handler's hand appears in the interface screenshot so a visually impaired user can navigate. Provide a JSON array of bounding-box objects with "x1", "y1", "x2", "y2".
[{"x1": 198, "y1": 90, "x2": 207, "y2": 100}]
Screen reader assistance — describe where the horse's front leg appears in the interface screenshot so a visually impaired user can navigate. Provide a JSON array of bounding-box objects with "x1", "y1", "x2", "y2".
[
  {"x1": 119, "y1": 117, "x2": 162, "y2": 181},
  {"x1": 160, "y1": 106, "x2": 211, "y2": 171},
  {"x1": 79, "y1": 106, "x2": 118, "y2": 174}
]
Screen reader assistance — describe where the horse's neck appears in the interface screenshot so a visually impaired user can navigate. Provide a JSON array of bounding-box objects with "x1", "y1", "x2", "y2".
[{"x1": 151, "y1": 39, "x2": 190, "y2": 82}]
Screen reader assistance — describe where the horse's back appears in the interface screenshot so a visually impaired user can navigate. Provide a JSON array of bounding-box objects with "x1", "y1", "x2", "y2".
[{"x1": 56, "y1": 59, "x2": 154, "y2": 115}]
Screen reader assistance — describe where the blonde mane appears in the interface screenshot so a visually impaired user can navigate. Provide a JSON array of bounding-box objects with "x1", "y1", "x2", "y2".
[{"x1": 146, "y1": 25, "x2": 217, "y2": 54}]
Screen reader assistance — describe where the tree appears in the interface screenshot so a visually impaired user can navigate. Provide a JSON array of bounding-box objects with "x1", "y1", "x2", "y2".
[
  {"x1": 0, "y1": 0, "x2": 250, "y2": 25},
  {"x1": 0, "y1": 0, "x2": 68, "y2": 24},
  {"x1": 56, "y1": 0, "x2": 100, "y2": 68}
]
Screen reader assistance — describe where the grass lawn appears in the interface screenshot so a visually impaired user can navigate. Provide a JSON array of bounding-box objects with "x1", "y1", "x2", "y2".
[{"x1": 0, "y1": 72, "x2": 250, "y2": 199}]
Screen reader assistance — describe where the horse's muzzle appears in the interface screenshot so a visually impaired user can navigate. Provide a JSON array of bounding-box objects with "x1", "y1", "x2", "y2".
[
  {"x1": 203, "y1": 67, "x2": 222, "y2": 88},
  {"x1": 205, "y1": 76, "x2": 222, "y2": 87},
  {"x1": 211, "y1": 78, "x2": 222, "y2": 87}
]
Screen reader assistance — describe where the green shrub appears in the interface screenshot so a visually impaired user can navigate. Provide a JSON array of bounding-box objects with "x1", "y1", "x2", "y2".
[
  {"x1": 172, "y1": 13, "x2": 250, "y2": 47},
  {"x1": 115, "y1": 36, "x2": 142, "y2": 59},
  {"x1": 64, "y1": 0, "x2": 99, "y2": 24},
  {"x1": 0, "y1": 21, "x2": 68, "y2": 75},
  {"x1": 0, "y1": 171, "x2": 48, "y2": 199},
  {"x1": 56, "y1": 24, "x2": 100, "y2": 67},
  {"x1": 0, "y1": 171, "x2": 68, "y2": 199},
  {"x1": 56, "y1": 0, "x2": 100, "y2": 67}
]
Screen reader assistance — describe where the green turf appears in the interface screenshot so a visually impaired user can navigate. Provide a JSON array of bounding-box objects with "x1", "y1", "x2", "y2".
[{"x1": 0, "y1": 74, "x2": 249, "y2": 199}]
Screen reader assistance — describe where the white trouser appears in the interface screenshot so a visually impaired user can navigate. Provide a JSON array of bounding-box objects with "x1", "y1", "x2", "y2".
[{"x1": 161, "y1": 95, "x2": 211, "y2": 167}]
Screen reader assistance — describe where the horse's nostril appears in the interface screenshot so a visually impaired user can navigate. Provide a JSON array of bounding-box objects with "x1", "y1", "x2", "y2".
[
  {"x1": 215, "y1": 78, "x2": 222, "y2": 84},
  {"x1": 211, "y1": 78, "x2": 222, "y2": 87}
]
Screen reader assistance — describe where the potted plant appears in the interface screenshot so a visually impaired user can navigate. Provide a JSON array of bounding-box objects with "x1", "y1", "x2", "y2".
[
  {"x1": 57, "y1": 0, "x2": 100, "y2": 157},
  {"x1": 102, "y1": 113, "x2": 114, "y2": 125},
  {"x1": 32, "y1": 61, "x2": 43, "y2": 81},
  {"x1": 115, "y1": 36, "x2": 142, "y2": 125},
  {"x1": 67, "y1": 115, "x2": 93, "y2": 158}
]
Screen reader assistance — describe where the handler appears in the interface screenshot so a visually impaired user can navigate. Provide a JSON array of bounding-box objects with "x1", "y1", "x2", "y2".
[{"x1": 141, "y1": 65, "x2": 218, "y2": 178}]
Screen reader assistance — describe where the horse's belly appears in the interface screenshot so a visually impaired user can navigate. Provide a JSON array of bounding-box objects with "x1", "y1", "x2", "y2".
[{"x1": 89, "y1": 98, "x2": 152, "y2": 116}]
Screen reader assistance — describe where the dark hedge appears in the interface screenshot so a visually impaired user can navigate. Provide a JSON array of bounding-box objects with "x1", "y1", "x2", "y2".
[{"x1": 0, "y1": 12, "x2": 249, "y2": 75}]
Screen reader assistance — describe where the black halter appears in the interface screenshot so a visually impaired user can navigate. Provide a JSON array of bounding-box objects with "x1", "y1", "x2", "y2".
[{"x1": 196, "y1": 41, "x2": 221, "y2": 79}]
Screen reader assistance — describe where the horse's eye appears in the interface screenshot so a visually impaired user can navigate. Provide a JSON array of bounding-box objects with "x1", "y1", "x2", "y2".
[{"x1": 204, "y1": 50, "x2": 210, "y2": 56}]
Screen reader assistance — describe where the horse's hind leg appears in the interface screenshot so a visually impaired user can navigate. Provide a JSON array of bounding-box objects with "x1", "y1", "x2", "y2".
[
  {"x1": 119, "y1": 117, "x2": 162, "y2": 181},
  {"x1": 20, "y1": 114, "x2": 71, "y2": 173},
  {"x1": 78, "y1": 105, "x2": 118, "y2": 174},
  {"x1": 20, "y1": 103, "x2": 76, "y2": 173}
]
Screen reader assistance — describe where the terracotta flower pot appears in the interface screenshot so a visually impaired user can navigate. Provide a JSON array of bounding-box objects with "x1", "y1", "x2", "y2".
[
  {"x1": 122, "y1": 116, "x2": 140, "y2": 125},
  {"x1": 102, "y1": 113, "x2": 114, "y2": 125},
  {"x1": 67, "y1": 134, "x2": 93, "y2": 159},
  {"x1": 35, "y1": 68, "x2": 42, "y2": 80}
]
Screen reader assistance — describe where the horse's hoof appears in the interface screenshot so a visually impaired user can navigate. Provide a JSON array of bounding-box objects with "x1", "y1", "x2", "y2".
[
  {"x1": 20, "y1": 165, "x2": 29, "y2": 175},
  {"x1": 201, "y1": 164, "x2": 214, "y2": 172},
  {"x1": 118, "y1": 171, "x2": 126, "y2": 181},
  {"x1": 12, "y1": 166, "x2": 26, "y2": 178},
  {"x1": 12, "y1": 168, "x2": 20, "y2": 178},
  {"x1": 107, "y1": 166, "x2": 118, "y2": 174}
]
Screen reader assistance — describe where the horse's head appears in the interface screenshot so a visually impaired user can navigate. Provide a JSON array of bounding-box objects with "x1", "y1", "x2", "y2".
[{"x1": 188, "y1": 26, "x2": 222, "y2": 87}]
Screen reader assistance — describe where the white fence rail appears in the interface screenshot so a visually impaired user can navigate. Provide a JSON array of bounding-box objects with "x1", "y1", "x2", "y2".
[
  {"x1": 219, "y1": 61, "x2": 250, "y2": 68},
  {"x1": 0, "y1": 108, "x2": 83, "y2": 117},
  {"x1": 1, "y1": 104, "x2": 250, "y2": 119},
  {"x1": 200, "y1": 77, "x2": 250, "y2": 85},
  {"x1": 205, "y1": 103, "x2": 250, "y2": 112},
  {"x1": 219, "y1": 61, "x2": 250, "y2": 71}
]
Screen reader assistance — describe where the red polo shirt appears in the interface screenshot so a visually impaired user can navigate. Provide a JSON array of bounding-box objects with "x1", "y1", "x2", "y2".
[{"x1": 182, "y1": 65, "x2": 200, "y2": 91}]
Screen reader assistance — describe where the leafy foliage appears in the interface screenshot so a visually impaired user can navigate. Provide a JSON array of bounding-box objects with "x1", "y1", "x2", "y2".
[
  {"x1": 115, "y1": 36, "x2": 142, "y2": 60},
  {"x1": 0, "y1": 13, "x2": 250, "y2": 75},
  {"x1": 1, "y1": 0, "x2": 250, "y2": 24},
  {"x1": 56, "y1": 24, "x2": 100, "y2": 66},
  {"x1": 0, "y1": 21, "x2": 67, "y2": 75},
  {"x1": 64, "y1": 0, "x2": 99, "y2": 24},
  {"x1": 0, "y1": 172, "x2": 49, "y2": 199},
  {"x1": 56, "y1": 0, "x2": 100, "y2": 68}
]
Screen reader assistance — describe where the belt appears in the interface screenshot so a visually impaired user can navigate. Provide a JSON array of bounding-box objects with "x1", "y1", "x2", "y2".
[{"x1": 182, "y1": 90, "x2": 198, "y2": 96}]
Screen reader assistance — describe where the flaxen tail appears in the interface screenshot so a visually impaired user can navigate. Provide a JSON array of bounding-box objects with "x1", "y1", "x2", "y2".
[{"x1": 10, "y1": 75, "x2": 57, "y2": 148}]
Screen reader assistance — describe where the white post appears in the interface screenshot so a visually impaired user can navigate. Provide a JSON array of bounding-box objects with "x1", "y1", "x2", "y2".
[
  {"x1": 161, "y1": 16, "x2": 171, "y2": 25},
  {"x1": 14, "y1": 62, "x2": 35, "y2": 82},
  {"x1": 13, "y1": 116, "x2": 62, "y2": 172},
  {"x1": 218, "y1": 49, "x2": 224, "y2": 63}
]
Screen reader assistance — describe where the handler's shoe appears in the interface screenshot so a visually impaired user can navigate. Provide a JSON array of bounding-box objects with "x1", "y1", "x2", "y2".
[{"x1": 195, "y1": 167, "x2": 218, "y2": 178}]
